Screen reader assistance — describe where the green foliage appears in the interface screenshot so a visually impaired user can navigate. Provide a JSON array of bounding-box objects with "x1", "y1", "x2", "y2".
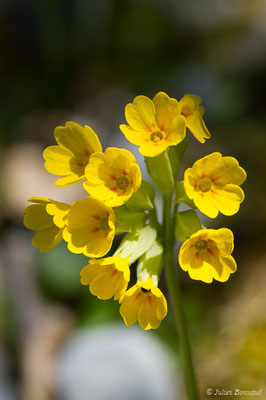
[
  {"x1": 114, "y1": 205, "x2": 147, "y2": 234},
  {"x1": 137, "y1": 240, "x2": 163, "y2": 285},
  {"x1": 175, "y1": 210, "x2": 202, "y2": 243},
  {"x1": 115, "y1": 225, "x2": 157, "y2": 264},
  {"x1": 168, "y1": 134, "x2": 189, "y2": 180},
  {"x1": 145, "y1": 149, "x2": 174, "y2": 194},
  {"x1": 126, "y1": 180, "x2": 155, "y2": 212},
  {"x1": 175, "y1": 181, "x2": 196, "y2": 208}
]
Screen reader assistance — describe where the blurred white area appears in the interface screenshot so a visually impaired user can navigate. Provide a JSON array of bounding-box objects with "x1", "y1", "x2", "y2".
[{"x1": 56, "y1": 324, "x2": 179, "y2": 400}]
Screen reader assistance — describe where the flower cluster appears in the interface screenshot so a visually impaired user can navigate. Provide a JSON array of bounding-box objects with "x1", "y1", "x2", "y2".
[{"x1": 24, "y1": 91, "x2": 246, "y2": 330}]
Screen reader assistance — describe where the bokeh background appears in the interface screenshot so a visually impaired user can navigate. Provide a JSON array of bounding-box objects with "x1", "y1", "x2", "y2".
[{"x1": 1, "y1": 1, "x2": 266, "y2": 399}]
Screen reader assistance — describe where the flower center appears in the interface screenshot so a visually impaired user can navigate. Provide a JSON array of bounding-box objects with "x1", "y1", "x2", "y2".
[
  {"x1": 194, "y1": 239, "x2": 208, "y2": 252},
  {"x1": 141, "y1": 288, "x2": 151, "y2": 293},
  {"x1": 116, "y1": 175, "x2": 130, "y2": 190},
  {"x1": 198, "y1": 179, "x2": 212, "y2": 193},
  {"x1": 181, "y1": 105, "x2": 193, "y2": 118},
  {"x1": 100, "y1": 217, "x2": 110, "y2": 232},
  {"x1": 150, "y1": 130, "x2": 164, "y2": 143}
]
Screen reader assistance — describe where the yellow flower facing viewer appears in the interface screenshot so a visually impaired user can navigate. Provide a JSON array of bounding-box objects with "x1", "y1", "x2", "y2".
[
  {"x1": 179, "y1": 94, "x2": 211, "y2": 143},
  {"x1": 178, "y1": 228, "x2": 237, "y2": 283},
  {"x1": 83, "y1": 147, "x2": 141, "y2": 207},
  {"x1": 63, "y1": 197, "x2": 115, "y2": 258},
  {"x1": 43, "y1": 121, "x2": 102, "y2": 186},
  {"x1": 120, "y1": 91, "x2": 186, "y2": 157},
  {"x1": 184, "y1": 152, "x2": 246, "y2": 218},
  {"x1": 24, "y1": 197, "x2": 70, "y2": 252},
  {"x1": 80, "y1": 254, "x2": 130, "y2": 300},
  {"x1": 119, "y1": 277, "x2": 167, "y2": 330}
]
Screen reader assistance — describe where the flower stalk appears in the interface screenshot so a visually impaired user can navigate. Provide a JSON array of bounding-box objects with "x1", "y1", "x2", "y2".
[{"x1": 163, "y1": 194, "x2": 199, "y2": 400}]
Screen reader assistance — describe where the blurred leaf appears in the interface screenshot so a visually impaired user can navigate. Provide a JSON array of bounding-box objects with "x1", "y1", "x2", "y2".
[{"x1": 175, "y1": 210, "x2": 202, "y2": 243}]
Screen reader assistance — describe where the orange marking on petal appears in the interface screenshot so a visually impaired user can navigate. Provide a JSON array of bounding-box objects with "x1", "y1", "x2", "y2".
[
  {"x1": 200, "y1": 173, "x2": 205, "y2": 179},
  {"x1": 111, "y1": 270, "x2": 118, "y2": 278},
  {"x1": 207, "y1": 248, "x2": 214, "y2": 256},
  {"x1": 84, "y1": 150, "x2": 91, "y2": 157},
  {"x1": 200, "y1": 193, "x2": 204, "y2": 198},
  {"x1": 211, "y1": 190, "x2": 217, "y2": 195},
  {"x1": 212, "y1": 176, "x2": 219, "y2": 182},
  {"x1": 76, "y1": 162, "x2": 83, "y2": 168},
  {"x1": 91, "y1": 215, "x2": 100, "y2": 220},
  {"x1": 130, "y1": 180, "x2": 133, "y2": 185},
  {"x1": 135, "y1": 293, "x2": 141, "y2": 300},
  {"x1": 196, "y1": 252, "x2": 200, "y2": 259},
  {"x1": 122, "y1": 169, "x2": 127, "y2": 175},
  {"x1": 110, "y1": 187, "x2": 117, "y2": 192},
  {"x1": 103, "y1": 232, "x2": 108, "y2": 239},
  {"x1": 91, "y1": 227, "x2": 100, "y2": 233},
  {"x1": 148, "y1": 296, "x2": 152, "y2": 305},
  {"x1": 109, "y1": 174, "x2": 116, "y2": 180}
]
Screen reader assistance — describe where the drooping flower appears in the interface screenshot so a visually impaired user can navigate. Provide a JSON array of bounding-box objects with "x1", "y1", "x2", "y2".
[
  {"x1": 120, "y1": 91, "x2": 186, "y2": 157},
  {"x1": 119, "y1": 277, "x2": 167, "y2": 330},
  {"x1": 23, "y1": 197, "x2": 70, "y2": 252},
  {"x1": 83, "y1": 147, "x2": 141, "y2": 207},
  {"x1": 178, "y1": 228, "x2": 237, "y2": 283},
  {"x1": 184, "y1": 152, "x2": 246, "y2": 218},
  {"x1": 179, "y1": 94, "x2": 211, "y2": 143},
  {"x1": 63, "y1": 197, "x2": 115, "y2": 258},
  {"x1": 43, "y1": 121, "x2": 102, "y2": 186},
  {"x1": 80, "y1": 254, "x2": 130, "y2": 300}
]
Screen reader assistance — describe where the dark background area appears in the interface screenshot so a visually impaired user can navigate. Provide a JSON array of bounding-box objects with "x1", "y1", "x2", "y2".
[{"x1": 0, "y1": 1, "x2": 266, "y2": 399}]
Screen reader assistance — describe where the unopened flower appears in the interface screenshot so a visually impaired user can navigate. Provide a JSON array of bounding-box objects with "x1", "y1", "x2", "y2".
[
  {"x1": 119, "y1": 277, "x2": 167, "y2": 330},
  {"x1": 178, "y1": 228, "x2": 237, "y2": 283},
  {"x1": 120, "y1": 91, "x2": 186, "y2": 157},
  {"x1": 80, "y1": 254, "x2": 130, "y2": 300},
  {"x1": 179, "y1": 94, "x2": 211, "y2": 143},
  {"x1": 43, "y1": 121, "x2": 102, "y2": 186},
  {"x1": 184, "y1": 152, "x2": 246, "y2": 218},
  {"x1": 63, "y1": 197, "x2": 115, "y2": 258},
  {"x1": 23, "y1": 197, "x2": 70, "y2": 252},
  {"x1": 83, "y1": 147, "x2": 141, "y2": 207}
]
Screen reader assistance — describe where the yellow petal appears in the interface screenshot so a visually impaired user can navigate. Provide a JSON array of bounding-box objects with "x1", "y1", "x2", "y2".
[
  {"x1": 138, "y1": 298, "x2": 160, "y2": 330},
  {"x1": 211, "y1": 185, "x2": 244, "y2": 216},
  {"x1": 186, "y1": 111, "x2": 211, "y2": 143},
  {"x1": 120, "y1": 125, "x2": 147, "y2": 145},
  {"x1": 125, "y1": 95, "x2": 157, "y2": 131},
  {"x1": 32, "y1": 226, "x2": 62, "y2": 252},
  {"x1": 119, "y1": 291, "x2": 140, "y2": 326},
  {"x1": 24, "y1": 204, "x2": 54, "y2": 230},
  {"x1": 43, "y1": 145, "x2": 74, "y2": 175},
  {"x1": 55, "y1": 122, "x2": 102, "y2": 157},
  {"x1": 211, "y1": 156, "x2": 247, "y2": 186},
  {"x1": 165, "y1": 115, "x2": 186, "y2": 145},
  {"x1": 192, "y1": 192, "x2": 219, "y2": 218},
  {"x1": 155, "y1": 296, "x2": 168, "y2": 320},
  {"x1": 46, "y1": 202, "x2": 70, "y2": 229},
  {"x1": 152, "y1": 92, "x2": 180, "y2": 132}
]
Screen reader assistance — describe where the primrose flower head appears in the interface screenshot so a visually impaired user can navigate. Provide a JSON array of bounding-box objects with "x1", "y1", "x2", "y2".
[
  {"x1": 179, "y1": 94, "x2": 211, "y2": 143},
  {"x1": 63, "y1": 197, "x2": 115, "y2": 258},
  {"x1": 184, "y1": 152, "x2": 246, "y2": 218},
  {"x1": 120, "y1": 91, "x2": 186, "y2": 157},
  {"x1": 83, "y1": 147, "x2": 141, "y2": 207},
  {"x1": 80, "y1": 254, "x2": 130, "y2": 300},
  {"x1": 119, "y1": 276, "x2": 167, "y2": 330},
  {"x1": 43, "y1": 121, "x2": 102, "y2": 186},
  {"x1": 23, "y1": 197, "x2": 70, "y2": 252},
  {"x1": 178, "y1": 228, "x2": 237, "y2": 283}
]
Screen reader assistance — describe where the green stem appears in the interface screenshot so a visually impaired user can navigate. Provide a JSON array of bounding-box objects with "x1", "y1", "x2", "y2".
[{"x1": 163, "y1": 194, "x2": 199, "y2": 400}]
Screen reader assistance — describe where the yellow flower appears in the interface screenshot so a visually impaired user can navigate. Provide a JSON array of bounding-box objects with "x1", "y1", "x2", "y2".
[
  {"x1": 83, "y1": 147, "x2": 141, "y2": 207},
  {"x1": 120, "y1": 91, "x2": 186, "y2": 157},
  {"x1": 80, "y1": 254, "x2": 130, "y2": 300},
  {"x1": 178, "y1": 228, "x2": 237, "y2": 283},
  {"x1": 23, "y1": 197, "x2": 70, "y2": 252},
  {"x1": 179, "y1": 94, "x2": 211, "y2": 143},
  {"x1": 119, "y1": 277, "x2": 167, "y2": 330},
  {"x1": 63, "y1": 197, "x2": 115, "y2": 258},
  {"x1": 43, "y1": 121, "x2": 102, "y2": 186},
  {"x1": 184, "y1": 152, "x2": 246, "y2": 218}
]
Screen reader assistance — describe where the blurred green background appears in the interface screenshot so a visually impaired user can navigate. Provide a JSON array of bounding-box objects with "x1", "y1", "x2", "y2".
[{"x1": 0, "y1": 1, "x2": 266, "y2": 399}]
